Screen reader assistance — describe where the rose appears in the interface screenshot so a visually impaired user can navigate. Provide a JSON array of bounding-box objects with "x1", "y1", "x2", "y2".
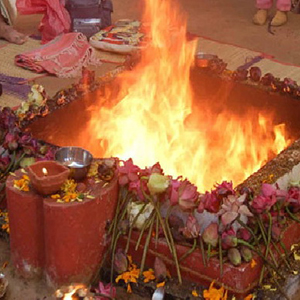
[
  {"x1": 251, "y1": 195, "x2": 276, "y2": 214},
  {"x1": 197, "y1": 192, "x2": 220, "y2": 213},
  {"x1": 180, "y1": 214, "x2": 201, "y2": 239},
  {"x1": 117, "y1": 158, "x2": 140, "y2": 186},
  {"x1": 129, "y1": 178, "x2": 149, "y2": 201},
  {"x1": 147, "y1": 173, "x2": 169, "y2": 195},
  {"x1": 221, "y1": 228, "x2": 237, "y2": 249},
  {"x1": 95, "y1": 282, "x2": 116, "y2": 300},
  {"x1": 287, "y1": 186, "x2": 300, "y2": 212}
]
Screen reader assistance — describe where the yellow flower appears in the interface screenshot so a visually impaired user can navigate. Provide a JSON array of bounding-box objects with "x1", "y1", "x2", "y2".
[
  {"x1": 13, "y1": 175, "x2": 30, "y2": 192},
  {"x1": 156, "y1": 282, "x2": 165, "y2": 288},
  {"x1": 192, "y1": 289, "x2": 199, "y2": 297},
  {"x1": 61, "y1": 179, "x2": 77, "y2": 193},
  {"x1": 51, "y1": 194, "x2": 61, "y2": 199},
  {"x1": 115, "y1": 256, "x2": 140, "y2": 293},
  {"x1": 127, "y1": 284, "x2": 132, "y2": 293},
  {"x1": 250, "y1": 259, "x2": 257, "y2": 268},
  {"x1": 143, "y1": 269, "x2": 155, "y2": 283},
  {"x1": 62, "y1": 192, "x2": 79, "y2": 203},
  {"x1": 0, "y1": 211, "x2": 9, "y2": 234},
  {"x1": 244, "y1": 294, "x2": 253, "y2": 300},
  {"x1": 203, "y1": 281, "x2": 228, "y2": 300}
]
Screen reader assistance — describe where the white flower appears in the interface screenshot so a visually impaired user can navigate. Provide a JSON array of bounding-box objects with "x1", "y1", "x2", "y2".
[
  {"x1": 147, "y1": 173, "x2": 169, "y2": 195},
  {"x1": 127, "y1": 201, "x2": 154, "y2": 230}
]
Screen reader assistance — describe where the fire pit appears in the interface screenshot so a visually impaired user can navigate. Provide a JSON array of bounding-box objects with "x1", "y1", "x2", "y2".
[{"x1": 4, "y1": 0, "x2": 300, "y2": 298}]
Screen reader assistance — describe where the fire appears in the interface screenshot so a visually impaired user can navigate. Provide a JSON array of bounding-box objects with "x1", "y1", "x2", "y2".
[
  {"x1": 83, "y1": 0, "x2": 290, "y2": 191},
  {"x1": 57, "y1": 284, "x2": 86, "y2": 300}
]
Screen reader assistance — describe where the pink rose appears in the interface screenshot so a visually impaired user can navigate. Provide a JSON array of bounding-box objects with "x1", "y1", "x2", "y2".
[{"x1": 117, "y1": 158, "x2": 140, "y2": 186}]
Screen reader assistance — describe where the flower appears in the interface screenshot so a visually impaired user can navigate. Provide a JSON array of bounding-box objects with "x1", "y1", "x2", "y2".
[
  {"x1": 251, "y1": 183, "x2": 286, "y2": 214},
  {"x1": 180, "y1": 214, "x2": 201, "y2": 239},
  {"x1": 169, "y1": 178, "x2": 199, "y2": 211},
  {"x1": 114, "y1": 248, "x2": 128, "y2": 274},
  {"x1": 117, "y1": 159, "x2": 140, "y2": 186},
  {"x1": 0, "y1": 211, "x2": 9, "y2": 234},
  {"x1": 218, "y1": 194, "x2": 253, "y2": 226},
  {"x1": 221, "y1": 228, "x2": 237, "y2": 249},
  {"x1": 203, "y1": 281, "x2": 228, "y2": 300},
  {"x1": 287, "y1": 186, "x2": 300, "y2": 212},
  {"x1": 202, "y1": 223, "x2": 219, "y2": 248},
  {"x1": 3, "y1": 132, "x2": 19, "y2": 151},
  {"x1": 250, "y1": 259, "x2": 257, "y2": 268},
  {"x1": 197, "y1": 192, "x2": 220, "y2": 214},
  {"x1": 127, "y1": 201, "x2": 154, "y2": 230},
  {"x1": 115, "y1": 256, "x2": 140, "y2": 294},
  {"x1": 128, "y1": 179, "x2": 149, "y2": 201},
  {"x1": 237, "y1": 228, "x2": 251, "y2": 242},
  {"x1": 142, "y1": 268, "x2": 155, "y2": 283},
  {"x1": 95, "y1": 282, "x2": 116, "y2": 300},
  {"x1": 147, "y1": 173, "x2": 169, "y2": 195},
  {"x1": 13, "y1": 175, "x2": 30, "y2": 192},
  {"x1": 214, "y1": 181, "x2": 235, "y2": 198}
]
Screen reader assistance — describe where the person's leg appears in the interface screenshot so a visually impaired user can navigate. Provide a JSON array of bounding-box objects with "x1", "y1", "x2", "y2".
[
  {"x1": 253, "y1": 0, "x2": 273, "y2": 25},
  {"x1": 256, "y1": 0, "x2": 273, "y2": 9},
  {"x1": 0, "y1": 13, "x2": 27, "y2": 44},
  {"x1": 271, "y1": 0, "x2": 291, "y2": 26}
]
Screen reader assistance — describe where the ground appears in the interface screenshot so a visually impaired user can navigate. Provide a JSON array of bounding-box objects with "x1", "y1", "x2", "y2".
[{"x1": 1, "y1": 0, "x2": 300, "y2": 299}]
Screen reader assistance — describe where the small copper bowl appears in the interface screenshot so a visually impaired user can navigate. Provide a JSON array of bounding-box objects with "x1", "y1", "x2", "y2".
[
  {"x1": 195, "y1": 52, "x2": 217, "y2": 68},
  {"x1": 28, "y1": 160, "x2": 70, "y2": 196},
  {"x1": 55, "y1": 147, "x2": 93, "y2": 181}
]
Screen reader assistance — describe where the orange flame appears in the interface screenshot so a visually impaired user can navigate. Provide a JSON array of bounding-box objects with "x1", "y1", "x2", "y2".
[
  {"x1": 83, "y1": 0, "x2": 290, "y2": 192},
  {"x1": 60, "y1": 284, "x2": 86, "y2": 300}
]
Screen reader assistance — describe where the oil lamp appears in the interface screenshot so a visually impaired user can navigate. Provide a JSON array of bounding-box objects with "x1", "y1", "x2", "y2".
[{"x1": 28, "y1": 160, "x2": 70, "y2": 196}]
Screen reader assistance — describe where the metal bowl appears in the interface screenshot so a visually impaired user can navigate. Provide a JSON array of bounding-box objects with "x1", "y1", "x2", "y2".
[
  {"x1": 55, "y1": 147, "x2": 93, "y2": 181},
  {"x1": 195, "y1": 52, "x2": 217, "y2": 68}
]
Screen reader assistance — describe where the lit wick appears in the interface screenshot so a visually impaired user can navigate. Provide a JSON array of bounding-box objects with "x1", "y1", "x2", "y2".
[{"x1": 42, "y1": 168, "x2": 48, "y2": 176}]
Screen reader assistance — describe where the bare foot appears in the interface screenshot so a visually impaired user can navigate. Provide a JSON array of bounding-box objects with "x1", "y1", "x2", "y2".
[{"x1": 0, "y1": 24, "x2": 27, "y2": 44}]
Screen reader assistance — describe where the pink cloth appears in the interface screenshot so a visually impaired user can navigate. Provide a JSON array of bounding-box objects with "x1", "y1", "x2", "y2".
[
  {"x1": 256, "y1": 0, "x2": 291, "y2": 11},
  {"x1": 15, "y1": 33, "x2": 101, "y2": 78}
]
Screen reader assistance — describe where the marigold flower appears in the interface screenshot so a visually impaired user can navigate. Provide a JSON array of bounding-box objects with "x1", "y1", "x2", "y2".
[
  {"x1": 13, "y1": 175, "x2": 30, "y2": 192},
  {"x1": 203, "y1": 281, "x2": 228, "y2": 300},
  {"x1": 192, "y1": 289, "x2": 199, "y2": 297},
  {"x1": 142, "y1": 269, "x2": 155, "y2": 283},
  {"x1": 250, "y1": 259, "x2": 257, "y2": 268},
  {"x1": 115, "y1": 256, "x2": 140, "y2": 294},
  {"x1": 156, "y1": 281, "x2": 165, "y2": 288}
]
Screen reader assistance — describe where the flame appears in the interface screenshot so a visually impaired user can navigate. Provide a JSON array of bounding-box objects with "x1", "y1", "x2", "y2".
[
  {"x1": 42, "y1": 168, "x2": 48, "y2": 176},
  {"x1": 82, "y1": 0, "x2": 291, "y2": 191},
  {"x1": 61, "y1": 284, "x2": 86, "y2": 300}
]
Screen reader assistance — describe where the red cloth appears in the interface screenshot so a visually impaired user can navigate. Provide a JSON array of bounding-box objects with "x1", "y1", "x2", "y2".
[
  {"x1": 16, "y1": 0, "x2": 71, "y2": 44},
  {"x1": 15, "y1": 33, "x2": 101, "y2": 78}
]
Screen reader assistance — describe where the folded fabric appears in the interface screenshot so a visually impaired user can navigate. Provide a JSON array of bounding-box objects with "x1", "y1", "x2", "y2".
[
  {"x1": 89, "y1": 19, "x2": 149, "y2": 54},
  {"x1": 0, "y1": 73, "x2": 31, "y2": 99},
  {"x1": 15, "y1": 33, "x2": 101, "y2": 78}
]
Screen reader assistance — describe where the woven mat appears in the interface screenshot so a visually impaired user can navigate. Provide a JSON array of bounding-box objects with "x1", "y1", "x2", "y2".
[
  {"x1": 197, "y1": 36, "x2": 300, "y2": 82},
  {"x1": 2, "y1": 34, "x2": 300, "y2": 109},
  {"x1": 0, "y1": 38, "x2": 46, "y2": 79}
]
